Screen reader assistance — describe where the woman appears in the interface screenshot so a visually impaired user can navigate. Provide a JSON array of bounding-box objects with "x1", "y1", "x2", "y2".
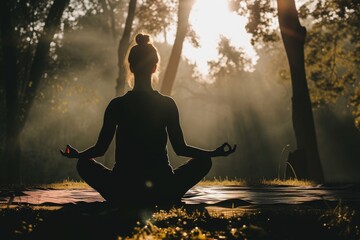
[{"x1": 61, "y1": 33, "x2": 236, "y2": 206}]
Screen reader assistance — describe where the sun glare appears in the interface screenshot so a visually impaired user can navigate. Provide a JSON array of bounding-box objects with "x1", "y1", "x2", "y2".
[{"x1": 183, "y1": 0, "x2": 258, "y2": 81}]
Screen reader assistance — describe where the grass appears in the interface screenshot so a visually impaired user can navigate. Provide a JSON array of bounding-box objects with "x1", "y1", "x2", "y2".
[
  {"x1": 198, "y1": 176, "x2": 247, "y2": 186},
  {"x1": 1, "y1": 200, "x2": 359, "y2": 240},
  {"x1": 124, "y1": 202, "x2": 360, "y2": 240},
  {"x1": 0, "y1": 178, "x2": 358, "y2": 239},
  {"x1": 0, "y1": 178, "x2": 89, "y2": 191},
  {"x1": 199, "y1": 177, "x2": 316, "y2": 187},
  {"x1": 34, "y1": 178, "x2": 90, "y2": 190},
  {"x1": 259, "y1": 178, "x2": 317, "y2": 187}
]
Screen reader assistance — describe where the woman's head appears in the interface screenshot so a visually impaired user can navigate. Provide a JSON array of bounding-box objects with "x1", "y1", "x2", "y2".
[{"x1": 127, "y1": 33, "x2": 160, "y2": 79}]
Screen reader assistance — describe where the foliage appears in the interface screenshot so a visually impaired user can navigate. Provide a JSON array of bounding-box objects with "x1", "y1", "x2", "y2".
[
  {"x1": 135, "y1": 0, "x2": 177, "y2": 37},
  {"x1": 300, "y1": 0, "x2": 360, "y2": 128},
  {"x1": 228, "y1": 0, "x2": 360, "y2": 129},
  {"x1": 0, "y1": 0, "x2": 111, "y2": 118},
  {"x1": 208, "y1": 36, "x2": 252, "y2": 82},
  {"x1": 4, "y1": 0, "x2": 57, "y2": 105},
  {"x1": 229, "y1": 0, "x2": 279, "y2": 45},
  {"x1": 2, "y1": 0, "x2": 359, "y2": 183},
  {"x1": 2, "y1": 0, "x2": 178, "y2": 115}
]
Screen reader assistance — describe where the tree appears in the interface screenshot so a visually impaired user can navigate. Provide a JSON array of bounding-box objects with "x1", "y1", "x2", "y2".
[
  {"x1": 115, "y1": 0, "x2": 137, "y2": 96},
  {"x1": 160, "y1": 0, "x2": 195, "y2": 95},
  {"x1": 276, "y1": 0, "x2": 323, "y2": 182},
  {"x1": 228, "y1": 0, "x2": 324, "y2": 181},
  {"x1": 0, "y1": 0, "x2": 70, "y2": 183},
  {"x1": 230, "y1": 0, "x2": 359, "y2": 129},
  {"x1": 227, "y1": 0, "x2": 359, "y2": 181}
]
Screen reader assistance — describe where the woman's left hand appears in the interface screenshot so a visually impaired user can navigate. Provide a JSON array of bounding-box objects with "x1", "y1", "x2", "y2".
[
  {"x1": 60, "y1": 144, "x2": 79, "y2": 159},
  {"x1": 214, "y1": 142, "x2": 237, "y2": 157}
]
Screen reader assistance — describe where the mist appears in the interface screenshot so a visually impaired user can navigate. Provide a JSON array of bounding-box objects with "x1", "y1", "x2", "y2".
[{"x1": 12, "y1": 9, "x2": 360, "y2": 184}]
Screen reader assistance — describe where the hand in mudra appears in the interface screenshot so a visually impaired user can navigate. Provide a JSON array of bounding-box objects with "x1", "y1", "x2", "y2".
[
  {"x1": 60, "y1": 144, "x2": 79, "y2": 159},
  {"x1": 214, "y1": 142, "x2": 237, "y2": 157}
]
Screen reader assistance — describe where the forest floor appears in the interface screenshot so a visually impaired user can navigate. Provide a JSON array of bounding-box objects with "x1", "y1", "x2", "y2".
[{"x1": 0, "y1": 178, "x2": 360, "y2": 240}]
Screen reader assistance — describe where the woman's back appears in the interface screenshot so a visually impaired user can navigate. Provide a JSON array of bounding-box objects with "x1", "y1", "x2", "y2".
[{"x1": 109, "y1": 90, "x2": 175, "y2": 176}]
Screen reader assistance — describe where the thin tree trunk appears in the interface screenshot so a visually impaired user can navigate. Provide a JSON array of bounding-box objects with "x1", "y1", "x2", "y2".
[
  {"x1": 277, "y1": 0, "x2": 324, "y2": 182},
  {"x1": 160, "y1": 0, "x2": 194, "y2": 96},
  {"x1": 115, "y1": 0, "x2": 137, "y2": 96},
  {"x1": 99, "y1": 0, "x2": 117, "y2": 43}
]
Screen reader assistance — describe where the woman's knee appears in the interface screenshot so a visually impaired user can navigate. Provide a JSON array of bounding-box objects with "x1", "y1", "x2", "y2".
[
  {"x1": 173, "y1": 156, "x2": 212, "y2": 184},
  {"x1": 76, "y1": 158, "x2": 94, "y2": 180},
  {"x1": 76, "y1": 159, "x2": 113, "y2": 197}
]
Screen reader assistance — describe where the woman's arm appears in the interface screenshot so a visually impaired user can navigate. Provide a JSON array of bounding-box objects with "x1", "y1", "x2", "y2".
[
  {"x1": 166, "y1": 99, "x2": 236, "y2": 158},
  {"x1": 60, "y1": 101, "x2": 117, "y2": 159}
]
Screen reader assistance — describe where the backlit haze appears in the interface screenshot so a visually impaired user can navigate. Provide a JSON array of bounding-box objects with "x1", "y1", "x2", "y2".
[
  {"x1": 15, "y1": 0, "x2": 360, "y2": 183},
  {"x1": 166, "y1": 0, "x2": 258, "y2": 82}
]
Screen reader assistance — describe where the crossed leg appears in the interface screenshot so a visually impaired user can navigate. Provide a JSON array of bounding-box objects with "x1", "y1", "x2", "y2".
[
  {"x1": 76, "y1": 157, "x2": 212, "y2": 205},
  {"x1": 76, "y1": 158, "x2": 114, "y2": 201},
  {"x1": 167, "y1": 157, "x2": 212, "y2": 201}
]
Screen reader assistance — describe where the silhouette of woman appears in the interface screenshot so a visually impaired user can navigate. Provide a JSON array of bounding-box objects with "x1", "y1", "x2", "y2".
[{"x1": 61, "y1": 33, "x2": 236, "y2": 206}]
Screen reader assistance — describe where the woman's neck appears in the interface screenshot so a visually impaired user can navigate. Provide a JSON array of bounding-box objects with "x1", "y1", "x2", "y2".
[{"x1": 132, "y1": 74, "x2": 153, "y2": 91}]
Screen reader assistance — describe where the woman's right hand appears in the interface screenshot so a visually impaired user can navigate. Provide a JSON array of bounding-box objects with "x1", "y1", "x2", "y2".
[
  {"x1": 213, "y1": 142, "x2": 237, "y2": 157},
  {"x1": 60, "y1": 144, "x2": 79, "y2": 159}
]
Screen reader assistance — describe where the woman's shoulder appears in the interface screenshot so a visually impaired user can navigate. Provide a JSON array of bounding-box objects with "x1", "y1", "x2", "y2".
[
  {"x1": 154, "y1": 91, "x2": 178, "y2": 107},
  {"x1": 106, "y1": 95, "x2": 128, "y2": 111},
  {"x1": 108, "y1": 96, "x2": 124, "y2": 105},
  {"x1": 155, "y1": 91, "x2": 173, "y2": 100}
]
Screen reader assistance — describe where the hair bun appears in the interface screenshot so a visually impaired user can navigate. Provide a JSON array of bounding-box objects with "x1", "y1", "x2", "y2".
[{"x1": 135, "y1": 33, "x2": 150, "y2": 46}]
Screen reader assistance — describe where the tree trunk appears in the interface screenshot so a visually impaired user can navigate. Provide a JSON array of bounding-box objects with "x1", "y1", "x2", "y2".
[
  {"x1": 0, "y1": 0, "x2": 22, "y2": 183},
  {"x1": 99, "y1": 0, "x2": 117, "y2": 43},
  {"x1": 115, "y1": 0, "x2": 137, "y2": 96},
  {"x1": 160, "y1": 0, "x2": 194, "y2": 96},
  {"x1": 0, "y1": 0, "x2": 69, "y2": 183},
  {"x1": 277, "y1": 0, "x2": 324, "y2": 182}
]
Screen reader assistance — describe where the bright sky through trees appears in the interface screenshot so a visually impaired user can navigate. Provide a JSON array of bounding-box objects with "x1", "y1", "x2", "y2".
[{"x1": 183, "y1": 0, "x2": 258, "y2": 80}]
